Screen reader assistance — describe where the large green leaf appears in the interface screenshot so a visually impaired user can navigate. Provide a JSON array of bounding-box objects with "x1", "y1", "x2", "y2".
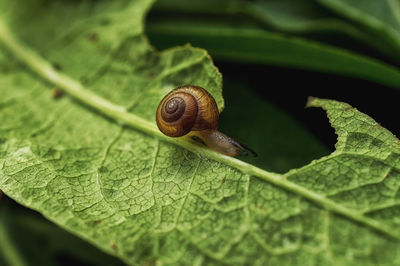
[
  {"x1": 1, "y1": 0, "x2": 400, "y2": 265},
  {"x1": 0, "y1": 0, "x2": 223, "y2": 110}
]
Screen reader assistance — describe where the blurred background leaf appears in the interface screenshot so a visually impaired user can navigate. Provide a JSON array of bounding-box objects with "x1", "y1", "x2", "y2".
[
  {"x1": 317, "y1": 0, "x2": 400, "y2": 60},
  {"x1": 0, "y1": 197, "x2": 125, "y2": 266},
  {"x1": 148, "y1": 0, "x2": 400, "y2": 89},
  {"x1": 147, "y1": 23, "x2": 400, "y2": 90},
  {"x1": 151, "y1": 0, "x2": 394, "y2": 55}
]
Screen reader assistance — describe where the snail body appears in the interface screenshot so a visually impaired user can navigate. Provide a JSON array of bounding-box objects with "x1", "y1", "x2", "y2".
[{"x1": 156, "y1": 85, "x2": 256, "y2": 157}]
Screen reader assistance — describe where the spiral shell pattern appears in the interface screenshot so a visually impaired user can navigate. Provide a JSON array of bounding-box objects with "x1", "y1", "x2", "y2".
[{"x1": 156, "y1": 85, "x2": 219, "y2": 137}]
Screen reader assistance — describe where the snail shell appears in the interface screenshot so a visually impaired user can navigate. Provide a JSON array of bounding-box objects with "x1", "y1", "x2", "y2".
[
  {"x1": 156, "y1": 85, "x2": 257, "y2": 157},
  {"x1": 156, "y1": 85, "x2": 219, "y2": 137}
]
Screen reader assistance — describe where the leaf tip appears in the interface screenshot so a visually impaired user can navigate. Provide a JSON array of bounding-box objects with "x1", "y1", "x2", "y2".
[{"x1": 305, "y1": 96, "x2": 318, "y2": 108}]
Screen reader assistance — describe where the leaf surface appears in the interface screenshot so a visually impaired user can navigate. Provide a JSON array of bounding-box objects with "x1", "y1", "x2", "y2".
[{"x1": 1, "y1": 1, "x2": 400, "y2": 265}]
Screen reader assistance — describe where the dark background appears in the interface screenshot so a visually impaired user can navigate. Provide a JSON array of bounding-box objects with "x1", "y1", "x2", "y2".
[{"x1": 217, "y1": 62, "x2": 400, "y2": 148}]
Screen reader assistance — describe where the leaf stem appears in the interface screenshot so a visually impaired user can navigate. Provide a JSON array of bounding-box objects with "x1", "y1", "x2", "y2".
[{"x1": 0, "y1": 19, "x2": 399, "y2": 241}]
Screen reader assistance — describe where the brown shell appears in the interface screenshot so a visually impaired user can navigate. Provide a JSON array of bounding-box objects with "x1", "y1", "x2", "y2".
[{"x1": 156, "y1": 85, "x2": 219, "y2": 137}]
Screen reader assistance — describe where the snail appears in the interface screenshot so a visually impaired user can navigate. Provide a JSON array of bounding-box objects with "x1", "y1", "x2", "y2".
[{"x1": 156, "y1": 85, "x2": 257, "y2": 157}]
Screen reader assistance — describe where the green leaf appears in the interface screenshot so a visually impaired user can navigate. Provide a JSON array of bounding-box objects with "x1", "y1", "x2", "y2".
[
  {"x1": 316, "y1": 0, "x2": 400, "y2": 59},
  {"x1": 242, "y1": 0, "x2": 396, "y2": 56},
  {"x1": 1, "y1": 1, "x2": 400, "y2": 265},
  {"x1": 0, "y1": 0, "x2": 223, "y2": 111},
  {"x1": 0, "y1": 208, "x2": 27, "y2": 266},
  {"x1": 0, "y1": 200, "x2": 125, "y2": 266},
  {"x1": 151, "y1": 0, "x2": 393, "y2": 59},
  {"x1": 147, "y1": 22, "x2": 400, "y2": 91},
  {"x1": 245, "y1": 0, "x2": 355, "y2": 33},
  {"x1": 153, "y1": 0, "x2": 360, "y2": 34}
]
